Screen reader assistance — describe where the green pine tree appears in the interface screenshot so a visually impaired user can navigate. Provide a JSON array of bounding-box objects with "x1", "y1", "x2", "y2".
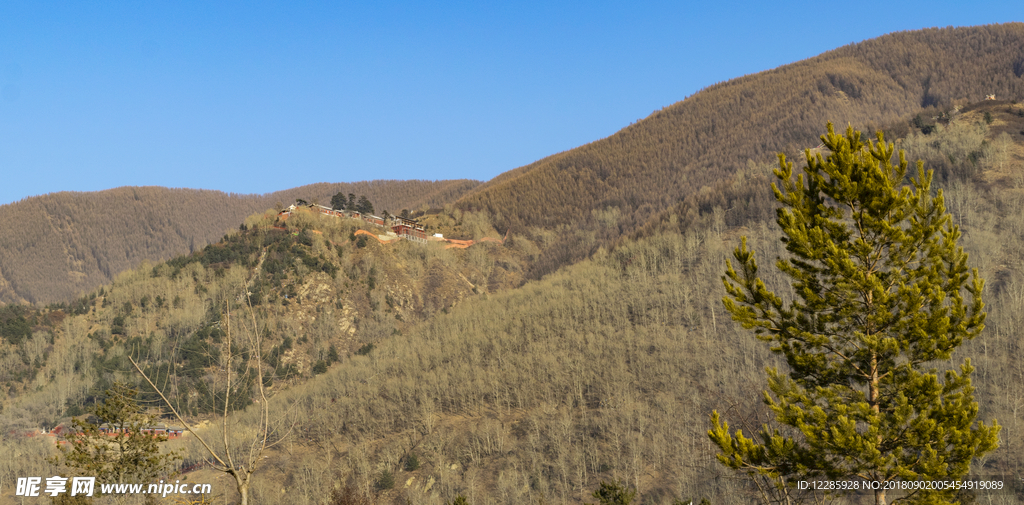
[
  {"x1": 709, "y1": 123, "x2": 999, "y2": 505},
  {"x1": 587, "y1": 481, "x2": 636, "y2": 505},
  {"x1": 331, "y1": 192, "x2": 347, "y2": 211},
  {"x1": 53, "y1": 383, "x2": 180, "y2": 493},
  {"x1": 356, "y1": 195, "x2": 374, "y2": 215}
]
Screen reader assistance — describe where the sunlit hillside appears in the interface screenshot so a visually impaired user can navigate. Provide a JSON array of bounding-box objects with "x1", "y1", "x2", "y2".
[
  {"x1": 456, "y1": 23, "x2": 1024, "y2": 278},
  {"x1": 3, "y1": 100, "x2": 1024, "y2": 504},
  {"x1": 0, "y1": 179, "x2": 481, "y2": 304},
  {"x1": 3, "y1": 23, "x2": 1024, "y2": 505}
]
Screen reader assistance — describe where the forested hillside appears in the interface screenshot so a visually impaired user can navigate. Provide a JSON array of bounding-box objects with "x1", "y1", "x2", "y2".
[
  {"x1": 5, "y1": 24, "x2": 1022, "y2": 303},
  {"x1": 3, "y1": 24, "x2": 1024, "y2": 505},
  {"x1": 2, "y1": 104, "x2": 1024, "y2": 504},
  {"x1": 258, "y1": 103, "x2": 1023, "y2": 505},
  {"x1": 0, "y1": 179, "x2": 480, "y2": 304},
  {"x1": 456, "y1": 23, "x2": 1024, "y2": 277}
]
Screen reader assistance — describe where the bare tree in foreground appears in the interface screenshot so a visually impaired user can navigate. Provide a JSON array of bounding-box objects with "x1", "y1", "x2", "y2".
[{"x1": 130, "y1": 297, "x2": 287, "y2": 505}]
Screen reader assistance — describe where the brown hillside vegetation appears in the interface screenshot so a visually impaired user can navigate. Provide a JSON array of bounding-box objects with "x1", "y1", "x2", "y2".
[
  {"x1": 8, "y1": 115, "x2": 1024, "y2": 503},
  {"x1": 5, "y1": 26, "x2": 1024, "y2": 505},
  {"x1": 1, "y1": 119, "x2": 1023, "y2": 504},
  {"x1": 456, "y1": 23, "x2": 1024, "y2": 276},
  {"x1": 273, "y1": 179, "x2": 482, "y2": 217},
  {"x1": 0, "y1": 179, "x2": 480, "y2": 304},
  {"x1": 0, "y1": 203, "x2": 519, "y2": 421},
  {"x1": 216, "y1": 118, "x2": 1024, "y2": 505}
]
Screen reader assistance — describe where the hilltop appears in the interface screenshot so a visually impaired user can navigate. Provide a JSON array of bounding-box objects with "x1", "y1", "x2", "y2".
[
  {"x1": 4, "y1": 24, "x2": 1023, "y2": 304},
  {"x1": 0, "y1": 179, "x2": 480, "y2": 305}
]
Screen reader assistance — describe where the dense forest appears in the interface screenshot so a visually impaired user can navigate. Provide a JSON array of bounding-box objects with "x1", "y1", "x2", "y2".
[
  {"x1": 456, "y1": 23, "x2": 1024, "y2": 277},
  {"x1": 0, "y1": 179, "x2": 480, "y2": 304}
]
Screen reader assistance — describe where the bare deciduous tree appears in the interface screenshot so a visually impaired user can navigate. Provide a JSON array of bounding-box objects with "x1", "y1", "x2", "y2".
[{"x1": 129, "y1": 296, "x2": 287, "y2": 505}]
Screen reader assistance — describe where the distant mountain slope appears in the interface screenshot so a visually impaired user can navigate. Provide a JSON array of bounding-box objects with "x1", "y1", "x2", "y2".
[
  {"x1": 7, "y1": 115, "x2": 1021, "y2": 503},
  {"x1": 271, "y1": 179, "x2": 482, "y2": 215},
  {"x1": 0, "y1": 180, "x2": 480, "y2": 304},
  {"x1": 456, "y1": 23, "x2": 1024, "y2": 240},
  {"x1": 9, "y1": 24, "x2": 1024, "y2": 303}
]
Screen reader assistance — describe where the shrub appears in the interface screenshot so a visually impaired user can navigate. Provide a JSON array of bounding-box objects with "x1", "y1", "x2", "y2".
[
  {"x1": 587, "y1": 481, "x2": 635, "y2": 505},
  {"x1": 405, "y1": 453, "x2": 420, "y2": 471},
  {"x1": 328, "y1": 485, "x2": 370, "y2": 505},
  {"x1": 376, "y1": 469, "x2": 394, "y2": 490},
  {"x1": 312, "y1": 360, "x2": 328, "y2": 375}
]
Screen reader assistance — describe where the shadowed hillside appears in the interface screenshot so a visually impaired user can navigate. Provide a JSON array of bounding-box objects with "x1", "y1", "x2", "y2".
[
  {"x1": 456, "y1": 23, "x2": 1024, "y2": 276},
  {"x1": 0, "y1": 179, "x2": 480, "y2": 304}
]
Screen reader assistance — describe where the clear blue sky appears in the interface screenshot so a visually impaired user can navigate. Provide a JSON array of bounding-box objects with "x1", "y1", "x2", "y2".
[{"x1": 0, "y1": 2, "x2": 1018, "y2": 205}]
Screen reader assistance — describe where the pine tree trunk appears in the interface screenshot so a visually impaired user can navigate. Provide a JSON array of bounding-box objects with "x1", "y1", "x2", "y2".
[{"x1": 871, "y1": 353, "x2": 886, "y2": 505}]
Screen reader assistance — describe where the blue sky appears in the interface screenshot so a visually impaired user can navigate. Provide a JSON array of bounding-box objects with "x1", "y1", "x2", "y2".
[{"x1": 0, "y1": 2, "x2": 1018, "y2": 205}]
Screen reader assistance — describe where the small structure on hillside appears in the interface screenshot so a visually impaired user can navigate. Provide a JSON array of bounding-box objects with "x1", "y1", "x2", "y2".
[
  {"x1": 393, "y1": 223, "x2": 427, "y2": 243},
  {"x1": 98, "y1": 423, "x2": 185, "y2": 438},
  {"x1": 388, "y1": 215, "x2": 428, "y2": 244},
  {"x1": 985, "y1": 94, "x2": 996, "y2": 100},
  {"x1": 313, "y1": 204, "x2": 344, "y2": 218},
  {"x1": 277, "y1": 205, "x2": 296, "y2": 218},
  {"x1": 392, "y1": 216, "x2": 419, "y2": 228},
  {"x1": 273, "y1": 201, "x2": 434, "y2": 245}
]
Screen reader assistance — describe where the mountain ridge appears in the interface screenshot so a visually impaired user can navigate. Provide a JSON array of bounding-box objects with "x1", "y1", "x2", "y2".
[
  {"x1": 0, "y1": 180, "x2": 481, "y2": 304},
  {"x1": 5, "y1": 23, "x2": 1024, "y2": 302},
  {"x1": 454, "y1": 23, "x2": 1024, "y2": 276}
]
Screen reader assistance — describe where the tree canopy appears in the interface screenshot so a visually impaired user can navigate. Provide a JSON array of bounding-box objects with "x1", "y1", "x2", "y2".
[
  {"x1": 53, "y1": 383, "x2": 179, "y2": 488},
  {"x1": 710, "y1": 123, "x2": 999, "y2": 504}
]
